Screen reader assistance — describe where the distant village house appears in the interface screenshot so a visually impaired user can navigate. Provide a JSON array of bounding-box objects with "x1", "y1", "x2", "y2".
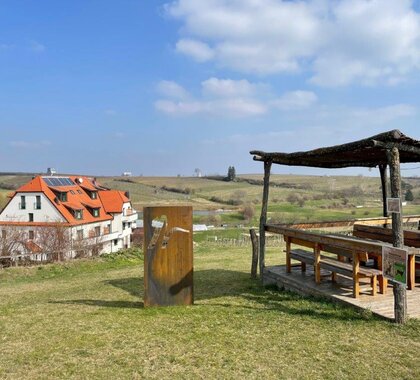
[{"x1": 0, "y1": 176, "x2": 138, "y2": 262}]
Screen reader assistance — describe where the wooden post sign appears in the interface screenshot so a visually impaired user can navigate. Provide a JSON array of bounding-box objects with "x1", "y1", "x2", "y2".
[
  {"x1": 382, "y1": 246, "x2": 408, "y2": 285},
  {"x1": 387, "y1": 198, "x2": 401, "y2": 214},
  {"x1": 143, "y1": 206, "x2": 193, "y2": 307}
]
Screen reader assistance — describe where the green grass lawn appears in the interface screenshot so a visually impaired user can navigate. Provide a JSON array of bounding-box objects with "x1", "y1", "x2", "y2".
[{"x1": 1, "y1": 245, "x2": 420, "y2": 379}]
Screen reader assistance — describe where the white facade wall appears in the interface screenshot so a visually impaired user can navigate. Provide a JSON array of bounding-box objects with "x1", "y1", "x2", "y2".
[{"x1": 0, "y1": 192, "x2": 65, "y2": 223}]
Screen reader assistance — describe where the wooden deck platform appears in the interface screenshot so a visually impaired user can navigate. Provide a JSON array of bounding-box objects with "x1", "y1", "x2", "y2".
[{"x1": 264, "y1": 265, "x2": 420, "y2": 320}]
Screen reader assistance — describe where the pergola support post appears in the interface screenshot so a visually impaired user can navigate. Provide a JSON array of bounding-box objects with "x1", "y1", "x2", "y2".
[
  {"x1": 387, "y1": 147, "x2": 407, "y2": 324},
  {"x1": 379, "y1": 164, "x2": 389, "y2": 219},
  {"x1": 259, "y1": 160, "x2": 272, "y2": 282}
]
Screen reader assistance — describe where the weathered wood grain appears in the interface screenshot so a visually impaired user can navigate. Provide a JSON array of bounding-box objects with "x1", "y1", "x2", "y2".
[
  {"x1": 387, "y1": 147, "x2": 407, "y2": 324},
  {"x1": 144, "y1": 206, "x2": 193, "y2": 307},
  {"x1": 249, "y1": 228, "x2": 258, "y2": 279}
]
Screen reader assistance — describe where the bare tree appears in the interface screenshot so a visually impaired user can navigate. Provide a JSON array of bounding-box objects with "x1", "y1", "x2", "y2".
[
  {"x1": 37, "y1": 223, "x2": 72, "y2": 262},
  {"x1": 0, "y1": 225, "x2": 28, "y2": 257}
]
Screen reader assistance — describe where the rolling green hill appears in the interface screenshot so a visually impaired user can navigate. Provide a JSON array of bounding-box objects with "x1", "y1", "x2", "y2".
[{"x1": 1, "y1": 173, "x2": 420, "y2": 225}]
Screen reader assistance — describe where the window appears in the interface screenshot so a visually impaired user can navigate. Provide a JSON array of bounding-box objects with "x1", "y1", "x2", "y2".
[
  {"x1": 1, "y1": 230, "x2": 6, "y2": 239},
  {"x1": 128, "y1": 222, "x2": 131, "y2": 229},
  {"x1": 77, "y1": 230, "x2": 83, "y2": 240},
  {"x1": 122, "y1": 222, "x2": 126, "y2": 230},
  {"x1": 113, "y1": 239, "x2": 118, "y2": 246},
  {"x1": 29, "y1": 213, "x2": 34, "y2": 222},
  {"x1": 20, "y1": 195, "x2": 26, "y2": 210},
  {"x1": 90, "y1": 191, "x2": 97, "y2": 200},
  {"x1": 35, "y1": 195, "x2": 41, "y2": 210},
  {"x1": 70, "y1": 190, "x2": 75, "y2": 195},
  {"x1": 77, "y1": 190, "x2": 82, "y2": 194},
  {"x1": 58, "y1": 192, "x2": 68, "y2": 202},
  {"x1": 74, "y1": 210, "x2": 83, "y2": 220},
  {"x1": 95, "y1": 226, "x2": 101, "y2": 237},
  {"x1": 29, "y1": 230, "x2": 34, "y2": 240},
  {"x1": 92, "y1": 208, "x2": 100, "y2": 217}
]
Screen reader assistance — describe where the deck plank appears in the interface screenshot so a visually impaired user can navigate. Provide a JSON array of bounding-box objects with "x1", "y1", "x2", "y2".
[{"x1": 264, "y1": 265, "x2": 420, "y2": 320}]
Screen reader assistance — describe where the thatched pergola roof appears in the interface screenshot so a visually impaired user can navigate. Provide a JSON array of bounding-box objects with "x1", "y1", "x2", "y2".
[{"x1": 250, "y1": 130, "x2": 420, "y2": 168}]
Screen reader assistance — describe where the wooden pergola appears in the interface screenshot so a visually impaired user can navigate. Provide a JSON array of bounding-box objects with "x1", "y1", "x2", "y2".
[{"x1": 250, "y1": 129, "x2": 420, "y2": 323}]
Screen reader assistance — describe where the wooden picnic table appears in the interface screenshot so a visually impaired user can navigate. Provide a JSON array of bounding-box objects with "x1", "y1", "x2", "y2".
[{"x1": 265, "y1": 224, "x2": 420, "y2": 297}]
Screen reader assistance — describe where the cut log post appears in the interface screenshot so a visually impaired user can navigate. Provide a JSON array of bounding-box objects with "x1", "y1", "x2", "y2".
[
  {"x1": 259, "y1": 160, "x2": 272, "y2": 282},
  {"x1": 250, "y1": 229, "x2": 259, "y2": 279},
  {"x1": 387, "y1": 147, "x2": 407, "y2": 324}
]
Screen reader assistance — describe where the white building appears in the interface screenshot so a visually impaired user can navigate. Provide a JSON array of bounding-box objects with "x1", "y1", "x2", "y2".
[{"x1": 0, "y1": 176, "x2": 138, "y2": 259}]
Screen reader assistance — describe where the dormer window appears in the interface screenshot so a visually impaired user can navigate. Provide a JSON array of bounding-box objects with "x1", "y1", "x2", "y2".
[
  {"x1": 74, "y1": 210, "x2": 83, "y2": 220},
  {"x1": 92, "y1": 208, "x2": 100, "y2": 217},
  {"x1": 57, "y1": 192, "x2": 68, "y2": 202},
  {"x1": 85, "y1": 190, "x2": 97, "y2": 200}
]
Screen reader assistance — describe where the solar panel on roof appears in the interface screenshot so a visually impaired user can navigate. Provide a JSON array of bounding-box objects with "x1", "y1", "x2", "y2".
[
  {"x1": 43, "y1": 178, "x2": 53, "y2": 186},
  {"x1": 42, "y1": 177, "x2": 76, "y2": 187}
]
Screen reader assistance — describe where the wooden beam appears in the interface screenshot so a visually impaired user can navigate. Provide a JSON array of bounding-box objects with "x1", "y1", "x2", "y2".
[
  {"x1": 387, "y1": 147, "x2": 407, "y2": 324},
  {"x1": 259, "y1": 160, "x2": 272, "y2": 280},
  {"x1": 379, "y1": 164, "x2": 389, "y2": 218},
  {"x1": 374, "y1": 140, "x2": 420, "y2": 157}
]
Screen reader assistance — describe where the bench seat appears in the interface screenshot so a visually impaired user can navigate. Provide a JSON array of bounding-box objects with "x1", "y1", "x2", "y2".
[
  {"x1": 320, "y1": 257, "x2": 381, "y2": 297},
  {"x1": 320, "y1": 257, "x2": 381, "y2": 278},
  {"x1": 289, "y1": 249, "x2": 315, "y2": 265}
]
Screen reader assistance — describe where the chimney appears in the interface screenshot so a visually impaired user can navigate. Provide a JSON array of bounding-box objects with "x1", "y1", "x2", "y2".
[{"x1": 125, "y1": 191, "x2": 130, "y2": 199}]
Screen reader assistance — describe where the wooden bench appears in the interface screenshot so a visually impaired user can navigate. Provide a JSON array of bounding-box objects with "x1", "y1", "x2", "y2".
[{"x1": 320, "y1": 257, "x2": 382, "y2": 296}]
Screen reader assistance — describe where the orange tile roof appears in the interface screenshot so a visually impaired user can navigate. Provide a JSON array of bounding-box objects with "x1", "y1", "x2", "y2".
[
  {"x1": 98, "y1": 190, "x2": 130, "y2": 213},
  {"x1": 1, "y1": 176, "x2": 133, "y2": 226}
]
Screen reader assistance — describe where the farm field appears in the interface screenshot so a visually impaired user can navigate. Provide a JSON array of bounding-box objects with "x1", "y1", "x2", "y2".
[
  {"x1": 0, "y1": 243, "x2": 420, "y2": 379},
  {"x1": 1, "y1": 173, "x2": 420, "y2": 225}
]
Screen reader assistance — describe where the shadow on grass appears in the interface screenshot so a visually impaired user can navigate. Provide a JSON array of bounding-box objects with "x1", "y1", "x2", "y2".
[
  {"x1": 51, "y1": 269, "x2": 373, "y2": 321},
  {"x1": 52, "y1": 299, "x2": 144, "y2": 308}
]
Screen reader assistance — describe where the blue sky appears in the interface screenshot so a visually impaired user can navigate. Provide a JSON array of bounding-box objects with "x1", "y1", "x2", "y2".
[{"x1": 1, "y1": 0, "x2": 420, "y2": 176}]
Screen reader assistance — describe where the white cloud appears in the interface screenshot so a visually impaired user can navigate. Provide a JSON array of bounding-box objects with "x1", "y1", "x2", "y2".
[
  {"x1": 157, "y1": 80, "x2": 190, "y2": 99},
  {"x1": 271, "y1": 91, "x2": 318, "y2": 110},
  {"x1": 176, "y1": 39, "x2": 215, "y2": 62},
  {"x1": 166, "y1": 0, "x2": 420, "y2": 86},
  {"x1": 155, "y1": 77, "x2": 307, "y2": 117},
  {"x1": 29, "y1": 41, "x2": 46, "y2": 53},
  {"x1": 201, "y1": 77, "x2": 256, "y2": 97},
  {"x1": 9, "y1": 140, "x2": 51, "y2": 148},
  {"x1": 155, "y1": 99, "x2": 205, "y2": 115}
]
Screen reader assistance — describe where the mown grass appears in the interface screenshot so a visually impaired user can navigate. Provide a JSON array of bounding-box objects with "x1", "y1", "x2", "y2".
[{"x1": 0, "y1": 245, "x2": 419, "y2": 379}]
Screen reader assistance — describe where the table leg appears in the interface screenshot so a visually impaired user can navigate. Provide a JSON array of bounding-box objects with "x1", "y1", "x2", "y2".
[
  {"x1": 314, "y1": 244, "x2": 321, "y2": 284},
  {"x1": 377, "y1": 254, "x2": 387, "y2": 295},
  {"x1": 353, "y1": 252, "x2": 360, "y2": 298},
  {"x1": 408, "y1": 254, "x2": 415, "y2": 290},
  {"x1": 286, "y1": 237, "x2": 291, "y2": 273}
]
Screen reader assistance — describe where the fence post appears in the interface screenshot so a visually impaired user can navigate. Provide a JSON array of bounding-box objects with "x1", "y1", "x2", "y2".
[{"x1": 250, "y1": 229, "x2": 259, "y2": 279}]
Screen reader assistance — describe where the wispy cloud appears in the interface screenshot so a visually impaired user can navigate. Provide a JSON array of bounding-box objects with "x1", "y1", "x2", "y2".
[
  {"x1": 271, "y1": 91, "x2": 318, "y2": 110},
  {"x1": 29, "y1": 40, "x2": 46, "y2": 53},
  {"x1": 9, "y1": 140, "x2": 51, "y2": 149},
  {"x1": 155, "y1": 77, "x2": 315, "y2": 117},
  {"x1": 105, "y1": 109, "x2": 117, "y2": 116},
  {"x1": 157, "y1": 80, "x2": 190, "y2": 100}
]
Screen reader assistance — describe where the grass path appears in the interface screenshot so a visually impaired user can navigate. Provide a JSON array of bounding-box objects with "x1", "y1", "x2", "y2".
[{"x1": 0, "y1": 246, "x2": 420, "y2": 379}]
